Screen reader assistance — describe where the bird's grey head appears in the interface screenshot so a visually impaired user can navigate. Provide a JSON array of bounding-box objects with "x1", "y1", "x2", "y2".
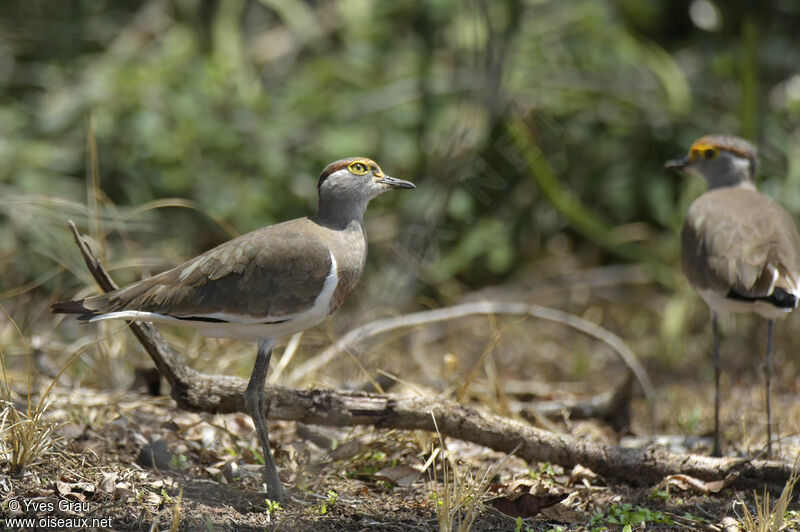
[
  {"x1": 665, "y1": 135, "x2": 758, "y2": 190},
  {"x1": 315, "y1": 157, "x2": 414, "y2": 226}
]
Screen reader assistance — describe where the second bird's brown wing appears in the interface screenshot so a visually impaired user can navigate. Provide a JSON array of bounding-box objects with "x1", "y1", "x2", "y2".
[
  {"x1": 681, "y1": 188, "x2": 800, "y2": 298},
  {"x1": 80, "y1": 218, "x2": 334, "y2": 321}
]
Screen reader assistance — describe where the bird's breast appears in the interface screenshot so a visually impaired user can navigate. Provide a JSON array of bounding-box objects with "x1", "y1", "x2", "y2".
[{"x1": 328, "y1": 228, "x2": 367, "y2": 312}]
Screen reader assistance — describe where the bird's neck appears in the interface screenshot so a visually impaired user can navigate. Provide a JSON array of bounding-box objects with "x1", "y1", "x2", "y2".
[
  {"x1": 312, "y1": 197, "x2": 368, "y2": 231},
  {"x1": 704, "y1": 155, "x2": 756, "y2": 190},
  {"x1": 706, "y1": 177, "x2": 756, "y2": 191}
]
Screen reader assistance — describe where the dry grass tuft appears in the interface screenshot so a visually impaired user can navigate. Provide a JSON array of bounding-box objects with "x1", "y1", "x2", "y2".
[
  {"x1": 0, "y1": 399, "x2": 61, "y2": 474},
  {"x1": 0, "y1": 305, "x2": 63, "y2": 473},
  {"x1": 737, "y1": 454, "x2": 800, "y2": 531},
  {"x1": 425, "y1": 413, "x2": 497, "y2": 532}
]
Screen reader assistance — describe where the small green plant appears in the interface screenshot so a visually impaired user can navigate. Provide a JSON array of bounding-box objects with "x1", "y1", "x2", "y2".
[
  {"x1": 161, "y1": 489, "x2": 174, "y2": 504},
  {"x1": 785, "y1": 509, "x2": 800, "y2": 529},
  {"x1": 169, "y1": 453, "x2": 188, "y2": 470},
  {"x1": 681, "y1": 512, "x2": 710, "y2": 524},
  {"x1": 346, "y1": 449, "x2": 395, "y2": 478},
  {"x1": 514, "y1": 516, "x2": 537, "y2": 532},
  {"x1": 677, "y1": 406, "x2": 702, "y2": 434},
  {"x1": 648, "y1": 488, "x2": 670, "y2": 501},
  {"x1": 250, "y1": 446, "x2": 265, "y2": 465},
  {"x1": 317, "y1": 490, "x2": 339, "y2": 516},
  {"x1": 265, "y1": 499, "x2": 282, "y2": 515},
  {"x1": 528, "y1": 461, "x2": 558, "y2": 488},
  {"x1": 326, "y1": 490, "x2": 339, "y2": 505},
  {"x1": 590, "y1": 503, "x2": 674, "y2": 528}
]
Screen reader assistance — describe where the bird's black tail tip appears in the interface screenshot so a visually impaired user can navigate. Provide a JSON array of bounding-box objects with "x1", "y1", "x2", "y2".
[{"x1": 50, "y1": 300, "x2": 93, "y2": 319}]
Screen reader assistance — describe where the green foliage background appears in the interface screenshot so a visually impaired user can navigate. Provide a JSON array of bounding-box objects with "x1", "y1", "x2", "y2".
[{"x1": 2, "y1": 0, "x2": 800, "y2": 312}]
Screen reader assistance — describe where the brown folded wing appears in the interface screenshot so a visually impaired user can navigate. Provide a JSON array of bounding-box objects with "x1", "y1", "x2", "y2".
[
  {"x1": 681, "y1": 188, "x2": 800, "y2": 297},
  {"x1": 81, "y1": 219, "x2": 333, "y2": 320}
]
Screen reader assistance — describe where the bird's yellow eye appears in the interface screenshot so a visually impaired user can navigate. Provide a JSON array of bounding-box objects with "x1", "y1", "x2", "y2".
[
  {"x1": 689, "y1": 143, "x2": 719, "y2": 161},
  {"x1": 348, "y1": 161, "x2": 369, "y2": 175}
]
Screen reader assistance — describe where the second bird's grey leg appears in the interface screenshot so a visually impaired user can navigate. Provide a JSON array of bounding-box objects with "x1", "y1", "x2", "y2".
[
  {"x1": 244, "y1": 338, "x2": 283, "y2": 502},
  {"x1": 765, "y1": 319, "x2": 775, "y2": 458},
  {"x1": 711, "y1": 312, "x2": 722, "y2": 457}
]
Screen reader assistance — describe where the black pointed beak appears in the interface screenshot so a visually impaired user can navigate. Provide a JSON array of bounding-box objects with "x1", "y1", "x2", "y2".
[
  {"x1": 665, "y1": 155, "x2": 691, "y2": 172},
  {"x1": 381, "y1": 175, "x2": 416, "y2": 189}
]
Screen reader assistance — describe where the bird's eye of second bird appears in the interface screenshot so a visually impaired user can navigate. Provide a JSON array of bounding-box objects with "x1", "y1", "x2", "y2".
[{"x1": 348, "y1": 162, "x2": 369, "y2": 175}]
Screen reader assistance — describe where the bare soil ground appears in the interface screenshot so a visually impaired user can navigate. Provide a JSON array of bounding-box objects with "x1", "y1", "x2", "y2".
[{"x1": 2, "y1": 379, "x2": 799, "y2": 531}]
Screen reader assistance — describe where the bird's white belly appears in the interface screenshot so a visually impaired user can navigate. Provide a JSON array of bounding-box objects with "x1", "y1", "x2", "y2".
[{"x1": 91, "y1": 253, "x2": 340, "y2": 342}]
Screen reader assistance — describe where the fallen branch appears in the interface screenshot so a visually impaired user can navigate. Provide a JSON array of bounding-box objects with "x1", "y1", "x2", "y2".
[
  {"x1": 66, "y1": 221, "x2": 794, "y2": 491},
  {"x1": 286, "y1": 300, "x2": 655, "y2": 402},
  {"x1": 513, "y1": 373, "x2": 633, "y2": 432}
]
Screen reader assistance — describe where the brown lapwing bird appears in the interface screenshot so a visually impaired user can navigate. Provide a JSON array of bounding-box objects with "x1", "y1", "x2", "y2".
[
  {"x1": 666, "y1": 135, "x2": 800, "y2": 457},
  {"x1": 51, "y1": 158, "x2": 414, "y2": 501}
]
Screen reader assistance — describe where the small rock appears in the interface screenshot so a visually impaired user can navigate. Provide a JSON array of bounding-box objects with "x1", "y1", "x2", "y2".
[
  {"x1": 114, "y1": 482, "x2": 135, "y2": 501},
  {"x1": 222, "y1": 461, "x2": 238, "y2": 483},
  {"x1": 721, "y1": 517, "x2": 741, "y2": 532},
  {"x1": 98, "y1": 472, "x2": 118, "y2": 494},
  {"x1": 57, "y1": 423, "x2": 85, "y2": 441},
  {"x1": 160, "y1": 420, "x2": 180, "y2": 431},
  {"x1": 137, "y1": 439, "x2": 172, "y2": 470}
]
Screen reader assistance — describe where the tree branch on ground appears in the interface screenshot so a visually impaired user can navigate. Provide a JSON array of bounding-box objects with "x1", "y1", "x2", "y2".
[{"x1": 66, "y1": 221, "x2": 793, "y2": 492}]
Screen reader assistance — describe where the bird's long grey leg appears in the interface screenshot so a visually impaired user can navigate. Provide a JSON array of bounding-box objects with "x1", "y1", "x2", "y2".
[
  {"x1": 711, "y1": 312, "x2": 722, "y2": 457},
  {"x1": 244, "y1": 338, "x2": 283, "y2": 502},
  {"x1": 765, "y1": 319, "x2": 775, "y2": 458}
]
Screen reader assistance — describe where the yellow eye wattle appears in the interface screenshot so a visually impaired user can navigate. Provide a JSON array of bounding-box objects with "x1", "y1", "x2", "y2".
[
  {"x1": 348, "y1": 161, "x2": 369, "y2": 175},
  {"x1": 689, "y1": 143, "x2": 719, "y2": 161}
]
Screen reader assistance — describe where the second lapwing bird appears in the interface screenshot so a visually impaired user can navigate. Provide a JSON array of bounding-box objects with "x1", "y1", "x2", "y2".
[
  {"x1": 51, "y1": 158, "x2": 414, "y2": 501},
  {"x1": 666, "y1": 135, "x2": 800, "y2": 457}
]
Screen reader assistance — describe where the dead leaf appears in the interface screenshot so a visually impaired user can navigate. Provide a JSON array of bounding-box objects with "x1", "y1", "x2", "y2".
[
  {"x1": 372, "y1": 465, "x2": 421, "y2": 487},
  {"x1": 662, "y1": 473, "x2": 729, "y2": 494},
  {"x1": 569, "y1": 464, "x2": 599, "y2": 486},
  {"x1": 56, "y1": 481, "x2": 71, "y2": 496},
  {"x1": 69, "y1": 482, "x2": 95, "y2": 495},
  {"x1": 328, "y1": 439, "x2": 364, "y2": 461},
  {"x1": 491, "y1": 492, "x2": 567, "y2": 518},
  {"x1": 143, "y1": 491, "x2": 162, "y2": 507},
  {"x1": 542, "y1": 501, "x2": 587, "y2": 524},
  {"x1": 505, "y1": 478, "x2": 536, "y2": 496},
  {"x1": 114, "y1": 482, "x2": 135, "y2": 501},
  {"x1": 222, "y1": 461, "x2": 239, "y2": 483},
  {"x1": 98, "y1": 472, "x2": 118, "y2": 494},
  {"x1": 64, "y1": 491, "x2": 86, "y2": 503}
]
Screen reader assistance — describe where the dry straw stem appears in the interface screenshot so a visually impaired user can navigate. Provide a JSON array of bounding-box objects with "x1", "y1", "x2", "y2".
[{"x1": 287, "y1": 301, "x2": 655, "y2": 402}]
